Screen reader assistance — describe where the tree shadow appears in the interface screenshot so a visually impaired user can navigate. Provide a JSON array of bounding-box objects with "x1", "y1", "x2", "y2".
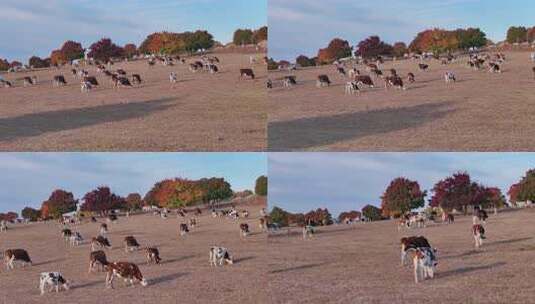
[
  {"x1": 0, "y1": 97, "x2": 175, "y2": 143},
  {"x1": 268, "y1": 101, "x2": 455, "y2": 151},
  {"x1": 269, "y1": 263, "x2": 329, "y2": 274},
  {"x1": 438, "y1": 262, "x2": 506, "y2": 279}
]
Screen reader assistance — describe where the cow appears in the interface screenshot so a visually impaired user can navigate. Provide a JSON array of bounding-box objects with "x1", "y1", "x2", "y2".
[
  {"x1": 407, "y1": 72, "x2": 415, "y2": 83},
  {"x1": 209, "y1": 247, "x2": 234, "y2": 266},
  {"x1": 240, "y1": 68, "x2": 255, "y2": 80},
  {"x1": 124, "y1": 236, "x2": 140, "y2": 252},
  {"x1": 53, "y1": 75, "x2": 67, "y2": 87},
  {"x1": 371, "y1": 69, "x2": 384, "y2": 79},
  {"x1": 345, "y1": 81, "x2": 360, "y2": 95},
  {"x1": 89, "y1": 250, "x2": 108, "y2": 273},
  {"x1": 189, "y1": 218, "x2": 198, "y2": 228},
  {"x1": 444, "y1": 72, "x2": 456, "y2": 83},
  {"x1": 81, "y1": 81, "x2": 92, "y2": 93},
  {"x1": 444, "y1": 213, "x2": 454, "y2": 224},
  {"x1": 418, "y1": 63, "x2": 429, "y2": 71},
  {"x1": 267, "y1": 79, "x2": 273, "y2": 89},
  {"x1": 316, "y1": 75, "x2": 331, "y2": 87},
  {"x1": 259, "y1": 217, "x2": 267, "y2": 231},
  {"x1": 39, "y1": 272, "x2": 70, "y2": 295},
  {"x1": 208, "y1": 64, "x2": 219, "y2": 74},
  {"x1": 239, "y1": 223, "x2": 250, "y2": 238},
  {"x1": 385, "y1": 75, "x2": 405, "y2": 90},
  {"x1": 4, "y1": 249, "x2": 32, "y2": 270},
  {"x1": 474, "y1": 209, "x2": 488, "y2": 224},
  {"x1": 179, "y1": 223, "x2": 189, "y2": 236},
  {"x1": 489, "y1": 63, "x2": 501, "y2": 73},
  {"x1": 337, "y1": 67, "x2": 346, "y2": 76},
  {"x1": 70, "y1": 232, "x2": 83, "y2": 246},
  {"x1": 354, "y1": 75, "x2": 374, "y2": 88},
  {"x1": 1, "y1": 80, "x2": 13, "y2": 88},
  {"x1": 91, "y1": 235, "x2": 111, "y2": 251},
  {"x1": 0, "y1": 220, "x2": 7, "y2": 232},
  {"x1": 62, "y1": 228, "x2": 72, "y2": 241},
  {"x1": 400, "y1": 236, "x2": 433, "y2": 266},
  {"x1": 83, "y1": 76, "x2": 99, "y2": 86},
  {"x1": 23, "y1": 76, "x2": 36, "y2": 87},
  {"x1": 283, "y1": 76, "x2": 297, "y2": 88},
  {"x1": 532, "y1": 67, "x2": 535, "y2": 80},
  {"x1": 169, "y1": 72, "x2": 178, "y2": 85},
  {"x1": 105, "y1": 262, "x2": 148, "y2": 288},
  {"x1": 99, "y1": 223, "x2": 108, "y2": 235},
  {"x1": 473, "y1": 224, "x2": 486, "y2": 249},
  {"x1": 412, "y1": 247, "x2": 437, "y2": 283},
  {"x1": 302, "y1": 225, "x2": 314, "y2": 239},
  {"x1": 115, "y1": 77, "x2": 132, "y2": 88},
  {"x1": 146, "y1": 247, "x2": 161, "y2": 265},
  {"x1": 116, "y1": 69, "x2": 127, "y2": 76},
  {"x1": 389, "y1": 69, "x2": 397, "y2": 76}
]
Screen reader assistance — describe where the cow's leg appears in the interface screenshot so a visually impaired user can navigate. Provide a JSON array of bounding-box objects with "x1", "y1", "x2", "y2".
[{"x1": 413, "y1": 258, "x2": 420, "y2": 283}]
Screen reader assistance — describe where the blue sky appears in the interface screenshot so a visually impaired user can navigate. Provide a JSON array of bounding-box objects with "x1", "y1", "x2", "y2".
[
  {"x1": 1, "y1": 0, "x2": 267, "y2": 63},
  {"x1": 268, "y1": 153, "x2": 535, "y2": 217},
  {"x1": 269, "y1": 0, "x2": 535, "y2": 60},
  {"x1": 0, "y1": 153, "x2": 266, "y2": 214}
]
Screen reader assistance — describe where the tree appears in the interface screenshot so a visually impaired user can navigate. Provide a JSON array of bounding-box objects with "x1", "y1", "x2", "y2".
[
  {"x1": 480, "y1": 187, "x2": 506, "y2": 209},
  {"x1": 296, "y1": 55, "x2": 316, "y2": 67},
  {"x1": 267, "y1": 58, "x2": 278, "y2": 70},
  {"x1": 10, "y1": 61, "x2": 22, "y2": 68},
  {"x1": 29, "y1": 56, "x2": 50, "y2": 68},
  {"x1": 40, "y1": 189, "x2": 78, "y2": 219},
  {"x1": 60, "y1": 40, "x2": 84, "y2": 62},
  {"x1": 123, "y1": 44, "x2": 138, "y2": 59},
  {"x1": 184, "y1": 30, "x2": 215, "y2": 53},
  {"x1": 356, "y1": 36, "x2": 393, "y2": 58},
  {"x1": 255, "y1": 176, "x2": 268, "y2": 196},
  {"x1": 304, "y1": 208, "x2": 332, "y2": 226},
  {"x1": 125, "y1": 193, "x2": 143, "y2": 210},
  {"x1": 511, "y1": 169, "x2": 535, "y2": 202},
  {"x1": 429, "y1": 172, "x2": 483, "y2": 213},
  {"x1": 21, "y1": 207, "x2": 40, "y2": 221},
  {"x1": 362, "y1": 205, "x2": 382, "y2": 221},
  {"x1": 317, "y1": 38, "x2": 352, "y2": 64},
  {"x1": 528, "y1": 27, "x2": 535, "y2": 43},
  {"x1": 392, "y1": 42, "x2": 408, "y2": 58},
  {"x1": 381, "y1": 177, "x2": 426, "y2": 217},
  {"x1": 253, "y1": 26, "x2": 268, "y2": 43},
  {"x1": 506, "y1": 26, "x2": 528, "y2": 44},
  {"x1": 81, "y1": 186, "x2": 126, "y2": 214},
  {"x1": 269, "y1": 206, "x2": 289, "y2": 227},
  {"x1": 508, "y1": 183, "x2": 520, "y2": 205},
  {"x1": 455, "y1": 28, "x2": 487, "y2": 49},
  {"x1": 50, "y1": 49, "x2": 67, "y2": 66},
  {"x1": 410, "y1": 28, "x2": 461, "y2": 54},
  {"x1": 233, "y1": 29, "x2": 255, "y2": 45},
  {"x1": 0, "y1": 58, "x2": 9, "y2": 71},
  {"x1": 87, "y1": 38, "x2": 124, "y2": 62},
  {"x1": 0, "y1": 212, "x2": 18, "y2": 221}
]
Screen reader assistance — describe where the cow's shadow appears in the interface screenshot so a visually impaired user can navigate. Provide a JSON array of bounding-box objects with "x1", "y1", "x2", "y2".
[
  {"x1": 150, "y1": 272, "x2": 189, "y2": 285},
  {"x1": 438, "y1": 262, "x2": 506, "y2": 279}
]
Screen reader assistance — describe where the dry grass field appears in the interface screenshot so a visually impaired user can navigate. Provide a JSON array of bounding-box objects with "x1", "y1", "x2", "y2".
[
  {"x1": 0, "y1": 201, "x2": 268, "y2": 304},
  {"x1": 0, "y1": 53, "x2": 266, "y2": 151},
  {"x1": 267, "y1": 208, "x2": 535, "y2": 304},
  {"x1": 268, "y1": 51, "x2": 535, "y2": 151}
]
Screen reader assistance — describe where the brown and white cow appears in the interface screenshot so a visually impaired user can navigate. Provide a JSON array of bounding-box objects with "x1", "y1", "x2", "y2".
[
  {"x1": 385, "y1": 76, "x2": 405, "y2": 90},
  {"x1": 209, "y1": 247, "x2": 233, "y2": 266},
  {"x1": 89, "y1": 250, "x2": 108, "y2": 273},
  {"x1": 146, "y1": 247, "x2": 161, "y2": 265},
  {"x1": 105, "y1": 262, "x2": 148, "y2": 288},
  {"x1": 4, "y1": 249, "x2": 32, "y2": 270},
  {"x1": 316, "y1": 75, "x2": 331, "y2": 87},
  {"x1": 239, "y1": 223, "x2": 250, "y2": 238},
  {"x1": 240, "y1": 68, "x2": 255, "y2": 80},
  {"x1": 473, "y1": 224, "x2": 485, "y2": 249},
  {"x1": 400, "y1": 236, "x2": 433, "y2": 266}
]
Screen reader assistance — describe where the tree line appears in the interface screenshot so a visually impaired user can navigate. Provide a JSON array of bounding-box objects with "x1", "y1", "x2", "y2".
[
  {"x1": 2, "y1": 176, "x2": 267, "y2": 222},
  {"x1": 0, "y1": 26, "x2": 267, "y2": 71},
  {"x1": 269, "y1": 169, "x2": 535, "y2": 226}
]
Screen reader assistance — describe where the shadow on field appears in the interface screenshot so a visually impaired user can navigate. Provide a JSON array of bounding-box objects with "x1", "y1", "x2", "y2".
[
  {"x1": 268, "y1": 101, "x2": 455, "y2": 150},
  {"x1": 488, "y1": 237, "x2": 532, "y2": 246},
  {"x1": 34, "y1": 258, "x2": 66, "y2": 266},
  {"x1": 157, "y1": 255, "x2": 197, "y2": 266},
  {"x1": 438, "y1": 262, "x2": 506, "y2": 279},
  {"x1": 0, "y1": 97, "x2": 176, "y2": 142},
  {"x1": 151, "y1": 272, "x2": 189, "y2": 285},
  {"x1": 441, "y1": 250, "x2": 482, "y2": 260},
  {"x1": 234, "y1": 256, "x2": 256, "y2": 264},
  {"x1": 269, "y1": 263, "x2": 329, "y2": 274},
  {"x1": 72, "y1": 280, "x2": 102, "y2": 290}
]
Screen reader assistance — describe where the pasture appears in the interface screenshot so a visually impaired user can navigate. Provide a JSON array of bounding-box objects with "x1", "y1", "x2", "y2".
[
  {"x1": 0, "y1": 201, "x2": 267, "y2": 304},
  {"x1": 268, "y1": 208, "x2": 535, "y2": 303},
  {"x1": 0, "y1": 53, "x2": 266, "y2": 151},
  {"x1": 268, "y1": 51, "x2": 535, "y2": 151}
]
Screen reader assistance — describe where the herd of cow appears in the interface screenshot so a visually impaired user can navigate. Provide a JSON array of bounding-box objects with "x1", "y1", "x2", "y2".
[
  {"x1": 0, "y1": 205, "x2": 265, "y2": 296},
  {"x1": 0, "y1": 54, "x2": 261, "y2": 92},
  {"x1": 268, "y1": 51, "x2": 535, "y2": 95}
]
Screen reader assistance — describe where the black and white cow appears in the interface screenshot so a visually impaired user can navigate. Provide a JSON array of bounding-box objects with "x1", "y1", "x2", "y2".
[
  {"x1": 473, "y1": 224, "x2": 486, "y2": 249},
  {"x1": 400, "y1": 236, "x2": 433, "y2": 266},
  {"x1": 124, "y1": 236, "x2": 140, "y2": 252},
  {"x1": 146, "y1": 247, "x2": 161, "y2": 265},
  {"x1": 39, "y1": 272, "x2": 70, "y2": 295},
  {"x1": 91, "y1": 235, "x2": 111, "y2": 251},
  {"x1": 239, "y1": 223, "x2": 250, "y2": 237},
  {"x1": 179, "y1": 223, "x2": 189, "y2": 236},
  {"x1": 53, "y1": 75, "x2": 67, "y2": 87},
  {"x1": 88, "y1": 250, "x2": 108, "y2": 273},
  {"x1": 316, "y1": 75, "x2": 331, "y2": 87},
  {"x1": 209, "y1": 247, "x2": 234, "y2": 266}
]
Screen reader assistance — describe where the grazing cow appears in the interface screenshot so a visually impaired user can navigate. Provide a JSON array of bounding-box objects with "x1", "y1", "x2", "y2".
[
  {"x1": 115, "y1": 77, "x2": 132, "y2": 88},
  {"x1": 371, "y1": 69, "x2": 384, "y2": 79},
  {"x1": 240, "y1": 68, "x2": 255, "y2": 80},
  {"x1": 400, "y1": 236, "x2": 433, "y2": 266},
  {"x1": 412, "y1": 247, "x2": 437, "y2": 283},
  {"x1": 100, "y1": 223, "x2": 108, "y2": 235},
  {"x1": 445, "y1": 213, "x2": 454, "y2": 224},
  {"x1": 409, "y1": 214, "x2": 426, "y2": 228},
  {"x1": 302, "y1": 225, "x2": 314, "y2": 239},
  {"x1": 283, "y1": 76, "x2": 297, "y2": 88},
  {"x1": 146, "y1": 247, "x2": 161, "y2": 265},
  {"x1": 189, "y1": 218, "x2": 197, "y2": 228},
  {"x1": 267, "y1": 79, "x2": 273, "y2": 89},
  {"x1": 239, "y1": 223, "x2": 250, "y2": 237},
  {"x1": 345, "y1": 81, "x2": 360, "y2": 95},
  {"x1": 444, "y1": 72, "x2": 456, "y2": 83},
  {"x1": 23, "y1": 76, "x2": 36, "y2": 87},
  {"x1": 53, "y1": 75, "x2": 67, "y2": 87},
  {"x1": 71, "y1": 69, "x2": 78, "y2": 77},
  {"x1": 124, "y1": 236, "x2": 140, "y2": 252},
  {"x1": 62, "y1": 228, "x2": 72, "y2": 241},
  {"x1": 489, "y1": 63, "x2": 501, "y2": 73},
  {"x1": 1, "y1": 80, "x2": 13, "y2": 88},
  {"x1": 70, "y1": 232, "x2": 83, "y2": 246},
  {"x1": 88, "y1": 250, "x2": 108, "y2": 273},
  {"x1": 81, "y1": 81, "x2": 92, "y2": 92},
  {"x1": 418, "y1": 63, "x2": 429, "y2": 71},
  {"x1": 316, "y1": 75, "x2": 331, "y2": 87},
  {"x1": 91, "y1": 235, "x2": 111, "y2": 251},
  {"x1": 532, "y1": 67, "x2": 535, "y2": 80},
  {"x1": 385, "y1": 76, "x2": 405, "y2": 90},
  {"x1": 83, "y1": 76, "x2": 99, "y2": 86},
  {"x1": 116, "y1": 69, "x2": 126, "y2": 76},
  {"x1": 0, "y1": 220, "x2": 7, "y2": 232},
  {"x1": 354, "y1": 75, "x2": 374, "y2": 88},
  {"x1": 39, "y1": 272, "x2": 70, "y2": 295},
  {"x1": 209, "y1": 247, "x2": 234, "y2": 266},
  {"x1": 4, "y1": 249, "x2": 32, "y2": 269},
  {"x1": 337, "y1": 67, "x2": 346, "y2": 76},
  {"x1": 179, "y1": 223, "x2": 189, "y2": 236},
  {"x1": 105, "y1": 262, "x2": 148, "y2": 288},
  {"x1": 208, "y1": 64, "x2": 219, "y2": 74},
  {"x1": 407, "y1": 73, "x2": 415, "y2": 83},
  {"x1": 473, "y1": 224, "x2": 486, "y2": 249}
]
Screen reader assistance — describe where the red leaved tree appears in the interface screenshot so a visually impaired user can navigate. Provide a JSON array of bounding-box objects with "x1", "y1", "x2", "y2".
[
  {"x1": 87, "y1": 38, "x2": 124, "y2": 62},
  {"x1": 60, "y1": 40, "x2": 84, "y2": 62},
  {"x1": 381, "y1": 177, "x2": 426, "y2": 218},
  {"x1": 355, "y1": 36, "x2": 393, "y2": 59},
  {"x1": 40, "y1": 189, "x2": 78, "y2": 219},
  {"x1": 81, "y1": 186, "x2": 126, "y2": 215},
  {"x1": 317, "y1": 38, "x2": 352, "y2": 64},
  {"x1": 123, "y1": 43, "x2": 138, "y2": 58},
  {"x1": 429, "y1": 172, "x2": 483, "y2": 213}
]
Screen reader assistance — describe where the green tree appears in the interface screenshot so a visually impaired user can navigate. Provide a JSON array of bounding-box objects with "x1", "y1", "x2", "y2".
[
  {"x1": 233, "y1": 29, "x2": 255, "y2": 45},
  {"x1": 21, "y1": 207, "x2": 41, "y2": 221},
  {"x1": 255, "y1": 176, "x2": 268, "y2": 196},
  {"x1": 506, "y1": 26, "x2": 528, "y2": 44},
  {"x1": 269, "y1": 206, "x2": 289, "y2": 226},
  {"x1": 362, "y1": 205, "x2": 382, "y2": 221}
]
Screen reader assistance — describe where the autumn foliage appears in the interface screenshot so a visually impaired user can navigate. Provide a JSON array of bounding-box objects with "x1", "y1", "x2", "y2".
[
  {"x1": 50, "y1": 50, "x2": 67, "y2": 66},
  {"x1": 40, "y1": 189, "x2": 78, "y2": 219},
  {"x1": 409, "y1": 28, "x2": 486, "y2": 54},
  {"x1": 60, "y1": 41, "x2": 84, "y2": 61},
  {"x1": 0, "y1": 58, "x2": 9, "y2": 71},
  {"x1": 87, "y1": 38, "x2": 124, "y2": 62},
  {"x1": 356, "y1": 36, "x2": 393, "y2": 59},
  {"x1": 123, "y1": 43, "x2": 138, "y2": 59},
  {"x1": 508, "y1": 169, "x2": 535, "y2": 203},
  {"x1": 317, "y1": 38, "x2": 352, "y2": 64},
  {"x1": 139, "y1": 31, "x2": 214, "y2": 55},
  {"x1": 381, "y1": 177, "x2": 426, "y2": 218},
  {"x1": 0, "y1": 212, "x2": 19, "y2": 221},
  {"x1": 81, "y1": 186, "x2": 126, "y2": 214}
]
